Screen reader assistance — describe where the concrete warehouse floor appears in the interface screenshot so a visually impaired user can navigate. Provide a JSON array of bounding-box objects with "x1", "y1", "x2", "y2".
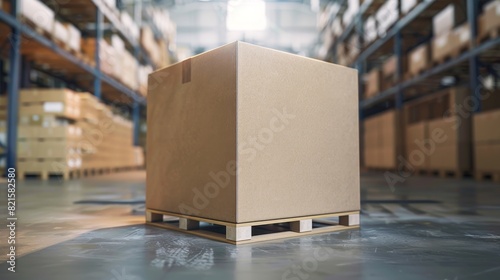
[{"x1": 1, "y1": 171, "x2": 500, "y2": 280}]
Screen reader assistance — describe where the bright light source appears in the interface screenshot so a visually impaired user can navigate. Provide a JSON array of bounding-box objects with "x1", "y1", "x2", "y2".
[{"x1": 227, "y1": 0, "x2": 267, "y2": 31}]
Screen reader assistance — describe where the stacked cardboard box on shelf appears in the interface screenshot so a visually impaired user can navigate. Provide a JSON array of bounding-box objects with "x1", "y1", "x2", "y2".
[
  {"x1": 50, "y1": 21, "x2": 81, "y2": 53},
  {"x1": 20, "y1": 0, "x2": 55, "y2": 34},
  {"x1": 478, "y1": 0, "x2": 500, "y2": 42},
  {"x1": 364, "y1": 16, "x2": 377, "y2": 46},
  {"x1": 431, "y1": 4, "x2": 469, "y2": 63},
  {"x1": 404, "y1": 87, "x2": 471, "y2": 174},
  {"x1": 376, "y1": 0, "x2": 398, "y2": 37},
  {"x1": 408, "y1": 43, "x2": 430, "y2": 78},
  {"x1": 364, "y1": 68, "x2": 381, "y2": 99},
  {"x1": 342, "y1": 0, "x2": 359, "y2": 28},
  {"x1": 363, "y1": 110, "x2": 399, "y2": 169},
  {"x1": 17, "y1": 89, "x2": 82, "y2": 179},
  {"x1": 81, "y1": 38, "x2": 116, "y2": 77},
  {"x1": 381, "y1": 55, "x2": 398, "y2": 90},
  {"x1": 77, "y1": 93, "x2": 144, "y2": 172}
]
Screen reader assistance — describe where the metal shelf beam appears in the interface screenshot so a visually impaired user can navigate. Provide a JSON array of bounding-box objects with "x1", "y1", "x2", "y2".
[
  {"x1": 0, "y1": 10, "x2": 145, "y2": 104},
  {"x1": 356, "y1": 0, "x2": 436, "y2": 63},
  {"x1": 360, "y1": 37, "x2": 500, "y2": 109}
]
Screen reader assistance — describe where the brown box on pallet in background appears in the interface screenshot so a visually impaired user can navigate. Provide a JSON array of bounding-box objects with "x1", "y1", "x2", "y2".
[
  {"x1": 478, "y1": 0, "x2": 500, "y2": 41},
  {"x1": 19, "y1": 89, "x2": 81, "y2": 120},
  {"x1": 405, "y1": 87, "x2": 471, "y2": 173},
  {"x1": 364, "y1": 68, "x2": 381, "y2": 99},
  {"x1": 474, "y1": 109, "x2": 500, "y2": 143},
  {"x1": 408, "y1": 43, "x2": 430, "y2": 77},
  {"x1": 363, "y1": 110, "x2": 399, "y2": 169},
  {"x1": 475, "y1": 144, "x2": 500, "y2": 171},
  {"x1": 147, "y1": 41, "x2": 360, "y2": 224},
  {"x1": 405, "y1": 122, "x2": 429, "y2": 170}
]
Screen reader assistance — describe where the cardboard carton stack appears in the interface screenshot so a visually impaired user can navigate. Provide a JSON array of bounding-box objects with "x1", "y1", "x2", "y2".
[
  {"x1": 77, "y1": 93, "x2": 144, "y2": 171},
  {"x1": 404, "y1": 87, "x2": 471, "y2": 174},
  {"x1": 20, "y1": 0, "x2": 55, "y2": 34},
  {"x1": 478, "y1": 0, "x2": 500, "y2": 42},
  {"x1": 17, "y1": 89, "x2": 82, "y2": 179},
  {"x1": 342, "y1": 0, "x2": 359, "y2": 28},
  {"x1": 51, "y1": 21, "x2": 81, "y2": 53},
  {"x1": 431, "y1": 4, "x2": 469, "y2": 63},
  {"x1": 363, "y1": 110, "x2": 399, "y2": 169},
  {"x1": 364, "y1": 16, "x2": 377, "y2": 46},
  {"x1": 408, "y1": 43, "x2": 430, "y2": 78},
  {"x1": 364, "y1": 68, "x2": 381, "y2": 99},
  {"x1": 381, "y1": 55, "x2": 398, "y2": 90},
  {"x1": 81, "y1": 38, "x2": 116, "y2": 77},
  {"x1": 376, "y1": 0, "x2": 398, "y2": 37},
  {"x1": 474, "y1": 108, "x2": 500, "y2": 179}
]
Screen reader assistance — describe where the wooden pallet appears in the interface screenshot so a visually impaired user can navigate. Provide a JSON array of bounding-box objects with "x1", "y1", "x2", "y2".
[
  {"x1": 427, "y1": 169, "x2": 469, "y2": 179},
  {"x1": 146, "y1": 209, "x2": 360, "y2": 245},
  {"x1": 18, "y1": 169, "x2": 80, "y2": 180},
  {"x1": 475, "y1": 171, "x2": 500, "y2": 183}
]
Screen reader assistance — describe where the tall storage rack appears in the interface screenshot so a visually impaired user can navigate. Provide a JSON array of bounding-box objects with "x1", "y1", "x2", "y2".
[
  {"x1": 319, "y1": 0, "x2": 500, "y2": 173},
  {"x1": 0, "y1": 0, "x2": 165, "y2": 171}
]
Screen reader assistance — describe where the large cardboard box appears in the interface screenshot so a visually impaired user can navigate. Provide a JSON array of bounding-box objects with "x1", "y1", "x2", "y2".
[
  {"x1": 474, "y1": 109, "x2": 500, "y2": 143},
  {"x1": 478, "y1": 0, "x2": 500, "y2": 41},
  {"x1": 432, "y1": 4, "x2": 466, "y2": 37},
  {"x1": 405, "y1": 122, "x2": 429, "y2": 170},
  {"x1": 147, "y1": 41, "x2": 360, "y2": 223},
  {"x1": 474, "y1": 144, "x2": 500, "y2": 171},
  {"x1": 362, "y1": 110, "x2": 399, "y2": 169},
  {"x1": 364, "y1": 68, "x2": 381, "y2": 99},
  {"x1": 20, "y1": 0, "x2": 55, "y2": 34},
  {"x1": 432, "y1": 32, "x2": 455, "y2": 62},
  {"x1": 408, "y1": 43, "x2": 430, "y2": 77}
]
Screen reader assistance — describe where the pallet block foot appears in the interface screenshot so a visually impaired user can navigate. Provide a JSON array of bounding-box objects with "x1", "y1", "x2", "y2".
[
  {"x1": 339, "y1": 214, "x2": 360, "y2": 226},
  {"x1": 179, "y1": 218, "x2": 199, "y2": 230},
  {"x1": 146, "y1": 212, "x2": 163, "y2": 222},
  {"x1": 290, "y1": 219, "x2": 313, "y2": 233},
  {"x1": 226, "y1": 226, "x2": 252, "y2": 242}
]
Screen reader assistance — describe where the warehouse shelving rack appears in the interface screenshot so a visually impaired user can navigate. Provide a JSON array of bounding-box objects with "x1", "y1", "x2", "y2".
[
  {"x1": 321, "y1": 0, "x2": 500, "y2": 166},
  {"x1": 0, "y1": 0, "x2": 157, "y2": 171}
]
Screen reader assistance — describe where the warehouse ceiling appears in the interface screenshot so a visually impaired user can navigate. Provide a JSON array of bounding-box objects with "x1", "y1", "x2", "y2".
[{"x1": 141, "y1": 0, "x2": 323, "y2": 58}]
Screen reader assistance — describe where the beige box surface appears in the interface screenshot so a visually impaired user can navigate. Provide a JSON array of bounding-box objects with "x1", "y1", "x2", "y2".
[
  {"x1": 406, "y1": 122, "x2": 429, "y2": 170},
  {"x1": 364, "y1": 68, "x2": 381, "y2": 99},
  {"x1": 147, "y1": 42, "x2": 360, "y2": 223},
  {"x1": 473, "y1": 109, "x2": 500, "y2": 144},
  {"x1": 408, "y1": 43, "x2": 429, "y2": 76},
  {"x1": 475, "y1": 143, "x2": 500, "y2": 171},
  {"x1": 479, "y1": 0, "x2": 500, "y2": 40}
]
